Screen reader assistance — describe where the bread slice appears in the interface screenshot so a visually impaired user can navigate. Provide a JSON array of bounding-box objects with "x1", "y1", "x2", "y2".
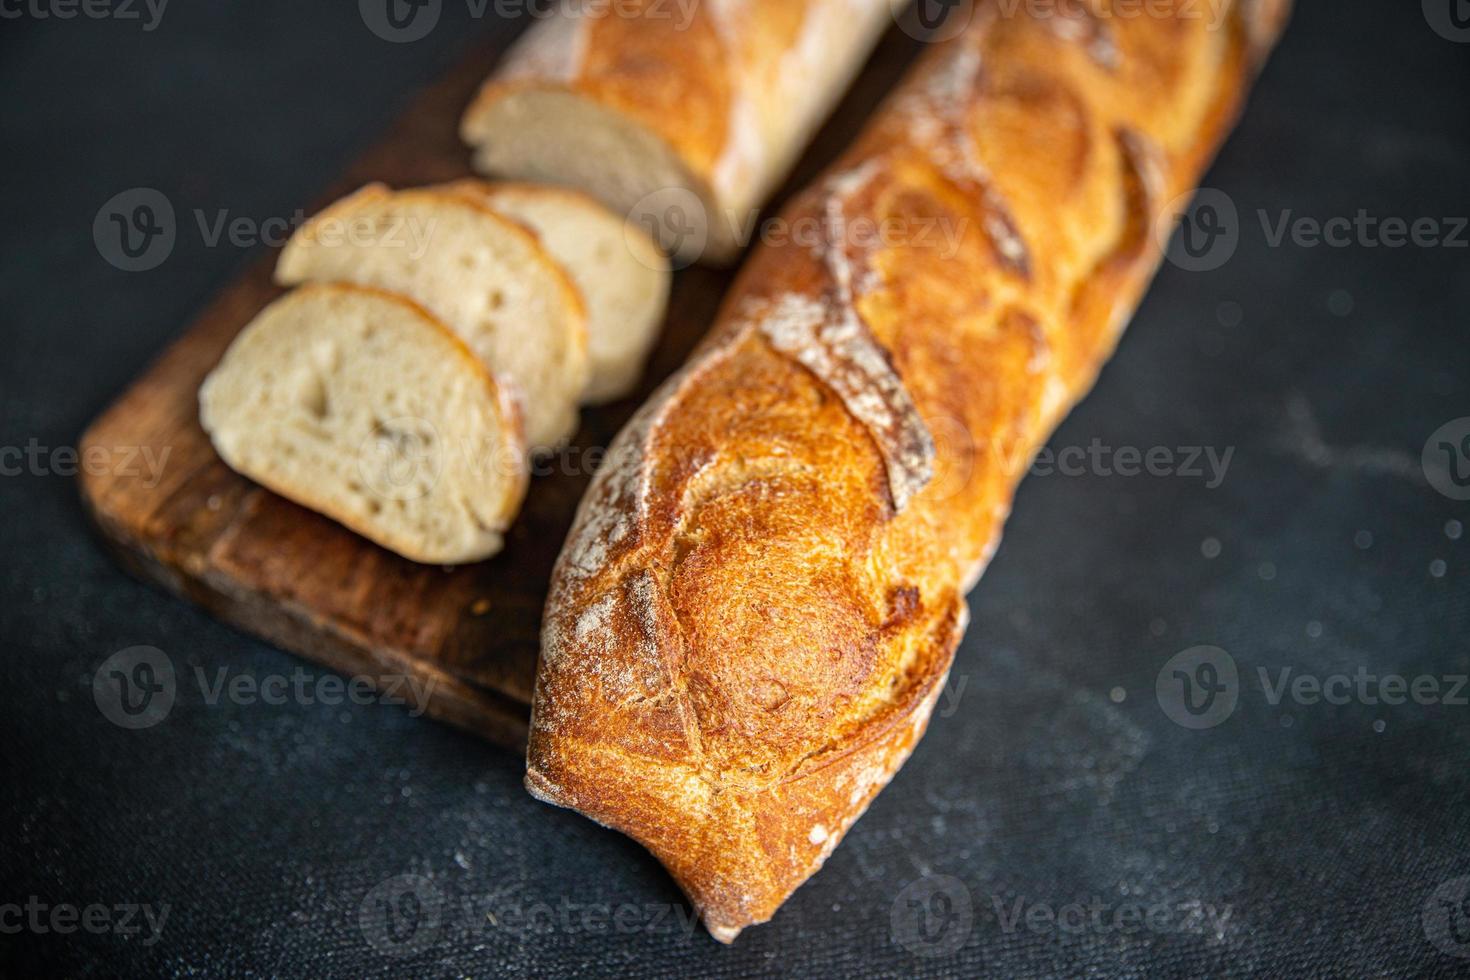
[
  {"x1": 444, "y1": 180, "x2": 671, "y2": 404},
  {"x1": 275, "y1": 184, "x2": 589, "y2": 450},
  {"x1": 199, "y1": 283, "x2": 528, "y2": 565}
]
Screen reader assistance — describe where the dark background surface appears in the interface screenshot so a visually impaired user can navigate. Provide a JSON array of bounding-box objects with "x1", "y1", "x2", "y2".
[{"x1": 2, "y1": 1, "x2": 1468, "y2": 976}]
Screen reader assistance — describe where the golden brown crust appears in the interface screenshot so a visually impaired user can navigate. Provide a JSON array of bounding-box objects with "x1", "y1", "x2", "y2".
[{"x1": 532, "y1": 0, "x2": 1291, "y2": 941}]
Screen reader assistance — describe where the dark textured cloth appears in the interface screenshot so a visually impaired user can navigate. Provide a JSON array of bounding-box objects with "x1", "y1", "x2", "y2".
[{"x1": 2, "y1": 1, "x2": 1468, "y2": 976}]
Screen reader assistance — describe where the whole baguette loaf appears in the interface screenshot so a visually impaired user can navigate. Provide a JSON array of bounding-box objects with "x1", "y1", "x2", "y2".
[
  {"x1": 460, "y1": 0, "x2": 896, "y2": 264},
  {"x1": 532, "y1": 0, "x2": 1291, "y2": 942}
]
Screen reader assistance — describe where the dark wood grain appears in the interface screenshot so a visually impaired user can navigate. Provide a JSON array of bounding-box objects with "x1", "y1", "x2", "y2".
[{"x1": 77, "y1": 27, "x2": 923, "y2": 749}]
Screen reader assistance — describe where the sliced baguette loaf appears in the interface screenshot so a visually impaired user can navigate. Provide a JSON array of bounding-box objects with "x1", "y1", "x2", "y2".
[
  {"x1": 443, "y1": 180, "x2": 671, "y2": 404},
  {"x1": 199, "y1": 283, "x2": 528, "y2": 565},
  {"x1": 275, "y1": 184, "x2": 589, "y2": 450},
  {"x1": 459, "y1": 1, "x2": 895, "y2": 264}
]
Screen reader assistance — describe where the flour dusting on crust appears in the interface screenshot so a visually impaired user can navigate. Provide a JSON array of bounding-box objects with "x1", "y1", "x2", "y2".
[
  {"x1": 739, "y1": 164, "x2": 936, "y2": 513},
  {"x1": 895, "y1": 35, "x2": 1034, "y2": 279},
  {"x1": 751, "y1": 285, "x2": 935, "y2": 513}
]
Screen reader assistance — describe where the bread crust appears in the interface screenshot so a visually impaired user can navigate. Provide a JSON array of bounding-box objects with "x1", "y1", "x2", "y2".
[
  {"x1": 532, "y1": 0, "x2": 1291, "y2": 941},
  {"x1": 460, "y1": 0, "x2": 897, "y2": 263}
]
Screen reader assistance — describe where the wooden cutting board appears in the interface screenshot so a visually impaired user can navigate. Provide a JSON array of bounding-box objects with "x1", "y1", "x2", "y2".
[{"x1": 78, "y1": 28, "x2": 922, "y2": 751}]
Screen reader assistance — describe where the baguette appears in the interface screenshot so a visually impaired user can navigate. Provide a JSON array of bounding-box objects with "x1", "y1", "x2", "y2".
[
  {"x1": 443, "y1": 180, "x2": 672, "y2": 404},
  {"x1": 531, "y1": 0, "x2": 1291, "y2": 942},
  {"x1": 460, "y1": 0, "x2": 896, "y2": 264},
  {"x1": 200, "y1": 283, "x2": 528, "y2": 565},
  {"x1": 276, "y1": 184, "x2": 589, "y2": 450}
]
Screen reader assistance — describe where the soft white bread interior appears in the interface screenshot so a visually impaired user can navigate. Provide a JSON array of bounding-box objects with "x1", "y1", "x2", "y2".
[
  {"x1": 462, "y1": 87, "x2": 717, "y2": 263},
  {"x1": 445, "y1": 179, "x2": 671, "y2": 404},
  {"x1": 199, "y1": 283, "x2": 528, "y2": 565},
  {"x1": 275, "y1": 183, "x2": 589, "y2": 450}
]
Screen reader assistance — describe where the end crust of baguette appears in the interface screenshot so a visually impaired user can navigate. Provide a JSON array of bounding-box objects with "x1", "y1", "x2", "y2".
[{"x1": 461, "y1": 86, "x2": 735, "y2": 265}]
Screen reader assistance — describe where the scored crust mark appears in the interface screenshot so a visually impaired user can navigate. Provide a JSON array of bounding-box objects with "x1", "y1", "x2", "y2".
[
  {"x1": 1037, "y1": 0, "x2": 1122, "y2": 71},
  {"x1": 897, "y1": 33, "x2": 1035, "y2": 280},
  {"x1": 1079, "y1": 126, "x2": 1167, "y2": 305},
  {"x1": 1116, "y1": 126, "x2": 1168, "y2": 217},
  {"x1": 750, "y1": 167, "x2": 936, "y2": 515},
  {"x1": 550, "y1": 329, "x2": 751, "y2": 595}
]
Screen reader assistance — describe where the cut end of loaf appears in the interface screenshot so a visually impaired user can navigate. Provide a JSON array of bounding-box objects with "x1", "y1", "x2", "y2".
[{"x1": 462, "y1": 87, "x2": 739, "y2": 265}]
